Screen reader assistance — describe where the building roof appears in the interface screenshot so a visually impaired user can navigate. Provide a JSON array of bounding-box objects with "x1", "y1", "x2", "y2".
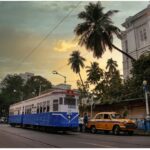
[{"x1": 122, "y1": 4, "x2": 150, "y2": 28}]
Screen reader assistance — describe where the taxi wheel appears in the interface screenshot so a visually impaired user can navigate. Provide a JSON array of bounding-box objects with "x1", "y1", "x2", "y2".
[
  {"x1": 91, "y1": 126, "x2": 97, "y2": 134},
  {"x1": 113, "y1": 125, "x2": 120, "y2": 135}
]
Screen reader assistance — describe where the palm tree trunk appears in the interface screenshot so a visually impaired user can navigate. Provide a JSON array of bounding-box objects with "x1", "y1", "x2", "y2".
[
  {"x1": 78, "y1": 72, "x2": 87, "y2": 95},
  {"x1": 111, "y1": 44, "x2": 136, "y2": 62}
]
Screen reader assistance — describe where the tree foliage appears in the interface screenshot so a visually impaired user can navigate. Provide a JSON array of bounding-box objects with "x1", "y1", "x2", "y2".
[
  {"x1": 77, "y1": 58, "x2": 123, "y2": 104},
  {"x1": 86, "y1": 62, "x2": 103, "y2": 85},
  {"x1": 0, "y1": 74, "x2": 52, "y2": 117},
  {"x1": 121, "y1": 53, "x2": 150, "y2": 100},
  {"x1": 74, "y1": 1, "x2": 135, "y2": 61},
  {"x1": 68, "y1": 50, "x2": 86, "y2": 94},
  {"x1": 23, "y1": 76, "x2": 52, "y2": 100}
]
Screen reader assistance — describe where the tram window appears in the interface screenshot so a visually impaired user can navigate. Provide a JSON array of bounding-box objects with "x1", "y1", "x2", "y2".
[
  {"x1": 29, "y1": 108, "x2": 31, "y2": 114},
  {"x1": 25, "y1": 107, "x2": 27, "y2": 114},
  {"x1": 47, "y1": 105, "x2": 50, "y2": 112},
  {"x1": 22, "y1": 107, "x2": 24, "y2": 114},
  {"x1": 43, "y1": 102, "x2": 46, "y2": 112},
  {"x1": 47, "y1": 101, "x2": 50, "y2": 112},
  {"x1": 53, "y1": 99, "x2": 58, "y2": 111},
  {"x1": 37, "y1": 103, "x2": 40, "y2": 113},
  {"x1": 39, "y1": 102, "x2": 43, "y2": 113},
  {"x1": 40, "y1": 106, "x2": 43, "y2": 113},
  {"x1": 43, "y1": 106, "x2": 46, "y2": 112},
  {"x1": 59, "y1": 97, "x2": 63, "y2": 104},
  {"x1": 64, "y1": 98, "x2": 76, "y2": 105}
]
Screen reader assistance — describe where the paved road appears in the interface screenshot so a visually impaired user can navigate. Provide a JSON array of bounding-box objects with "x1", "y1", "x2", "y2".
[{"x1": 0, "y1": 124, "x2": 150, "y2": 148}]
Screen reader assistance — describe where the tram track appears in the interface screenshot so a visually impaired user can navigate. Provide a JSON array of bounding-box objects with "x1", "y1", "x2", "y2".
[
  {"x1": 0, "y1": 127, "x2": 61, "y2": 148},
  {"x1": 71, "y1": 132, "x2": 150, "y2": 148},
  {"x1": 0, "y1": 125, "x2": 150, "y2": 148}
]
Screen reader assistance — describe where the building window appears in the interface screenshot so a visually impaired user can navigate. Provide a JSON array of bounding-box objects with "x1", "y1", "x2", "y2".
[
  {"x1": 140, "y1": 30, "x2": 144, "y2": 41},
  {"x1": 125, "y1": 40, "x2": 128, "y2": 53},
  {"x1": 53, "y1": 100, "x2": 58, "y2": 111},
  {"x1": 139, "y1": 27, "x2": 147, "y2": 42},
  {"x1": 143, "y1": 28, "x2": 147, "y2": 41}
]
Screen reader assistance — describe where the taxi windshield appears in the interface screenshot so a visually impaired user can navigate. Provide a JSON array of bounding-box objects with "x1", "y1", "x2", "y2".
[{"x1": 111, "y1": 114, "x2": 122, "y2": 119}]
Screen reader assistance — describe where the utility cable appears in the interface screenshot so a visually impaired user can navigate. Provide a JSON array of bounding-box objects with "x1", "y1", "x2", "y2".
[{"x1": 15, "y1": 1, "x2": 82, "y2": 70}]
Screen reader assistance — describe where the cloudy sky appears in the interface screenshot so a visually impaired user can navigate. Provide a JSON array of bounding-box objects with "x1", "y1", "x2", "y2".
[{"x1": 0, "y1": 1, "x2": 149, "y2": 88}]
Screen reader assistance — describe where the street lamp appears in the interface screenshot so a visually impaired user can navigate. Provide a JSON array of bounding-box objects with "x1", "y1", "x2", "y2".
[
  {"x1": 143, "y1": 80, "x2": 150, "y2": 120},
  {"x1": 52, "y1": 70, "x2": 66, "y2": 84}
]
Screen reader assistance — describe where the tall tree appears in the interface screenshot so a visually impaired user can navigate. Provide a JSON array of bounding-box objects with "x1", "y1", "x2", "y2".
[
  {"x1": 23, "y1": 76, "x2": 52, "y2": 99},
  {"x1": 86, "y1": 62, "x2": 103, "y2": 85},
  {"x1": 106, "y1": 58, "x2": 118, "y2": 75},
  {"x1": 74, "y1": 2, "x2": 135, "y2": 61},
  {"x1": 121, "y1": 53, "x2": 150, "y2": 100},
  {"x1": 68, "y1": 50, "x2": 86, "y2": 90},
  {"x1": 1, "y1": 74, "x2": 24, "y2": 103}
]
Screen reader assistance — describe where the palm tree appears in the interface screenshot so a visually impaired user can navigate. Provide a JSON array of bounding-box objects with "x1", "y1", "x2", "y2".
[
  {"x1": 68, "y1": 50, "x2": 86, "y2": 89},
  {"x1": 74, "y1": 2, "x2": 135, "y2": 61},
  {"x1": 106, "y1": 58, "x2": 118, "y2": 75},
  {"x1": 86, "y1": 62, "x2": 103, "y2": 85}
]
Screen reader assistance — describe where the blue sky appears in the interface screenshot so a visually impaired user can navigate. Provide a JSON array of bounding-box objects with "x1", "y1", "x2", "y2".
[{"x1": 0, "y1": 1, "x2": 149, "y2": 88}]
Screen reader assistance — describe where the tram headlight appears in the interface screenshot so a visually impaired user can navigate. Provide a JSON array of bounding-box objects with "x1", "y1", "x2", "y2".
[{"x1": 68, "y1": 115, "x2": 71, "y2": 119}]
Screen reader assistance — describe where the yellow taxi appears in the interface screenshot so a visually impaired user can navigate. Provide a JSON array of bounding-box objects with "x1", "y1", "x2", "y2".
[{"x1": 87, "y1": 112, "x2": 137, "y2": 135}]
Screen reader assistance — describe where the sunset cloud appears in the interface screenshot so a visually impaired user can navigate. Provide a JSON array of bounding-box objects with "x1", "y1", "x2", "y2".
[
  {"x1": 53, "y1": 40, "x2": 77, "y2": 52},
  {"x1": 0, "y1": 1, "x2": 148, "y2": 88}
]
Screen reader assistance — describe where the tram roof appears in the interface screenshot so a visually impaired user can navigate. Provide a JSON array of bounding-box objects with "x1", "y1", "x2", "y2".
[{"x1": 10, "y1": 88, "x2": 79, "y2": 107}]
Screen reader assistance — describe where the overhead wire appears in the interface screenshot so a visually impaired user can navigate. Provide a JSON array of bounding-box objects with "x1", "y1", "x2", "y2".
[{"x1": 14, "y1": 1, "x2": 82, "y2": 71}]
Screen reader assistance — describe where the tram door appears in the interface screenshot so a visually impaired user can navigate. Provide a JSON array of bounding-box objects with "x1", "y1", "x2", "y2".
[{"x1": 53, "y1": 99, "x2": 59, "y2": 112}]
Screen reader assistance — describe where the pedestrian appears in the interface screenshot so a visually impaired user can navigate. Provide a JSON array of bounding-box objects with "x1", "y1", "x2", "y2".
[
  {"x1": 144, "y1": 118, "x2": 147, "y2": 132},
  {"x1": 78, "y1": 115, "x2": 83, "y2": 132},
  {"x1": 83, "y1": 112, "x2": 88, "y2": 132}
]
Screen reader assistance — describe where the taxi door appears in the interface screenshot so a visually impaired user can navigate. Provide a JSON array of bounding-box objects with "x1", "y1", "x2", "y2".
[
  {"x1": 102, "y1": 114, "x2": 112, "y2": 130},
  {"x1": 95, "y1": 114, "x2": 104, "y2": 130}
]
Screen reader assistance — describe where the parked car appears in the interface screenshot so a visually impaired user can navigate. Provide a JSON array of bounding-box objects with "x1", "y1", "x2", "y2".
[
  {"x1": 87, "y1": 112, "x2": 137, "y2": 135},
  {"x1": 0, "y1": 117, "x2": 7, "y2": 124}
]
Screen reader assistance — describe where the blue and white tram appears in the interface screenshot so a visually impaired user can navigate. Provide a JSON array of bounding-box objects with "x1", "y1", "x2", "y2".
[{"x1": 9, "y1": 89, "x2": 79, "y2": 131}]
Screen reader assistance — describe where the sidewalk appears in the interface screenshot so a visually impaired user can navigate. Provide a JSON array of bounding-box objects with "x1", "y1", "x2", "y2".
[{"x1": 135, "y1": 129, "x2": 150, "y2": 136}]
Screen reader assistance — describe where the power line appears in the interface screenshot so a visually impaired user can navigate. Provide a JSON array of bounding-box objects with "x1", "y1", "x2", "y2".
[{"x1": 15, "y1": 1, "x2": 82, "y2": 71}]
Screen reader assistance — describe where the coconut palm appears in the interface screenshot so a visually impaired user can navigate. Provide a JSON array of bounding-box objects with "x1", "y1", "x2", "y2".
[
  {"x1": 106, "y1": 58, "x2": 118, "y2": 75},
  {"x1": 68, "y1": 50, "x2": 86, "y2": 89},
  {"x1": 74, "y1": 2, "x2": 135, "y2": 61},
  {"x1": 86, "y1": 62, "x2": 103, "y2": 85}
]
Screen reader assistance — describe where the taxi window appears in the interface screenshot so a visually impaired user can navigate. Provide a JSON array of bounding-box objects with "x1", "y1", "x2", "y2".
[
  {"x1": 95, "y1": 114, "x2": 103, "y2": 119},
  {"x1": 104, "y1": 114, "x2": 111, "y2": 119}
]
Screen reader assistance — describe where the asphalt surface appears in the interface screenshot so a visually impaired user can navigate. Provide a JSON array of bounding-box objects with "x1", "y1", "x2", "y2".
[{"x1": 0, "y1": 124, "x2": 150, "y2": 148}]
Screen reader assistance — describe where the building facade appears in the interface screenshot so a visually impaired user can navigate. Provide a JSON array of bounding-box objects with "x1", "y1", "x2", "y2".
[{"x1": 121, "y1": 4, "x2": 150, "y2": 79}]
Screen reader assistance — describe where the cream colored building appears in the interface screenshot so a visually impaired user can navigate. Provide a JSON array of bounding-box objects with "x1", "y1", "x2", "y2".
[{"x1": 121, "y1": 4, "x2": 150, "y2": 79}]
